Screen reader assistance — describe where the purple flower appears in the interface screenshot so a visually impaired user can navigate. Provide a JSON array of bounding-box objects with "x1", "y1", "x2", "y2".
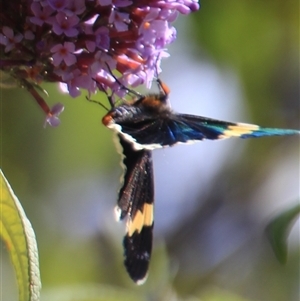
[
  {"x1": 0, "y1": 26, "x2": 23, "y2": 53},
  {"x1": 51, "y1": 12, "x2": 79, "y2": 37},
  {"x1": 44, "y1": 103, "x2": 65, "y2": 127},
  {"x1": 51, "y1": 42, "x2": 77, "y2": 66},
  {"x1": 30, "y1": 2, "x2": 55, "y2": 26},
  {"x1": 47, "y1": 0, "x2": 68, "y2": 11},
  {"x1": 90, "y1": 51, "x2": 117, "y2": 77},
  {"x1": 109, "y1": 10, "x2": 130, "y2": 32},
  {"x1": 95, "y1": 27, "x2": 110, "y2": 50},
  {"x1": 64, "y1": 0, "x2": 86, "y2": 16},
  {"x1": 0, "y1": 0, "x2": 200, "y2": 126}
]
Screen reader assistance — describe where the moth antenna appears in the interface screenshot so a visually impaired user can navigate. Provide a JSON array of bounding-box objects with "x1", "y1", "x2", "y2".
[
  {"x1": 91, "y1": 77, "x2": 116, "y2": 108},
  {"x1": 86, "y1": 96, "x2": 110, "y2": 111},
  {"x1": 105, "y1": 63, "x2": 142, "y2": 98}
]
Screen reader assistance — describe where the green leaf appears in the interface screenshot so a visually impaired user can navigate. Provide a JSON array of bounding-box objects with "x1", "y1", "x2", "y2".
[
  {"x1": 0, "y1": 169, "x2": 41, "y2": 301},
  {"x1": 266, "y1": 202, "x2": 300, "y2": 264}
]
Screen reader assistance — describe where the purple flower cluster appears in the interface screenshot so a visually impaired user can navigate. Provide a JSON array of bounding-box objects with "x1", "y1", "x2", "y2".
[{"x1": 0, "y1": 0, "x2": 199, "y2": 126}]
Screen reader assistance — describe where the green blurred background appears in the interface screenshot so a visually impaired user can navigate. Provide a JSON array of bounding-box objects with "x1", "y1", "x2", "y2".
[{"x1": 1, "y1": 1, "x2": 299, "y2": 300}]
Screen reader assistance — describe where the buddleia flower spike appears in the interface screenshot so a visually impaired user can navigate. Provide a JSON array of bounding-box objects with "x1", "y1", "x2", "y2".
[{"x1": 0, "y1": 0, "x2": 200, "y2": 126}]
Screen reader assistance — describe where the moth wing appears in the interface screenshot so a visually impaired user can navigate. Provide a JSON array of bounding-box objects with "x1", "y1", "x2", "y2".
[
  {"x1": 118, "y1": 114, "x2": 299, "y2": 148},
  {"x1": 175, "y1": 114, "x2": 299, "y2": 140},
  {"x1": 115, "y1": 136, "x2": 154, "y2": 284}
]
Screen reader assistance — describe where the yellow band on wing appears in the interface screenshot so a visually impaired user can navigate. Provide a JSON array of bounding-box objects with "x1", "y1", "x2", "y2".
[
  {"x1": 127, "y1": 203, "x2": 153, "y2": 237},
  {"x1": 221, "y1": 123, "x2": 259, "y2": 137}
]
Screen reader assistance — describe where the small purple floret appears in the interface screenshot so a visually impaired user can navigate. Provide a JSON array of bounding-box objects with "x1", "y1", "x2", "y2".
[{"x1": 44, "y1": 103, "x2": 65, "y2": 127}]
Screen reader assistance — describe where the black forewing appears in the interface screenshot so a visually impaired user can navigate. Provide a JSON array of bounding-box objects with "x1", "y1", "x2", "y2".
[
  {"x1": 116, "y1": 112, "x2": 300, "y2": 148},
  {"x1": 123, "y1": 221, "x2": 153, "y2": 284},
  {"x1": 117, "y1": 135, "x2": 154, "y2": 219},
  {"x1": 117, "y1": 113, "x2": 238, "y2": 146},
  {"x1": 116, "y1": 135, "x2": 154, "y2": 283}
]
